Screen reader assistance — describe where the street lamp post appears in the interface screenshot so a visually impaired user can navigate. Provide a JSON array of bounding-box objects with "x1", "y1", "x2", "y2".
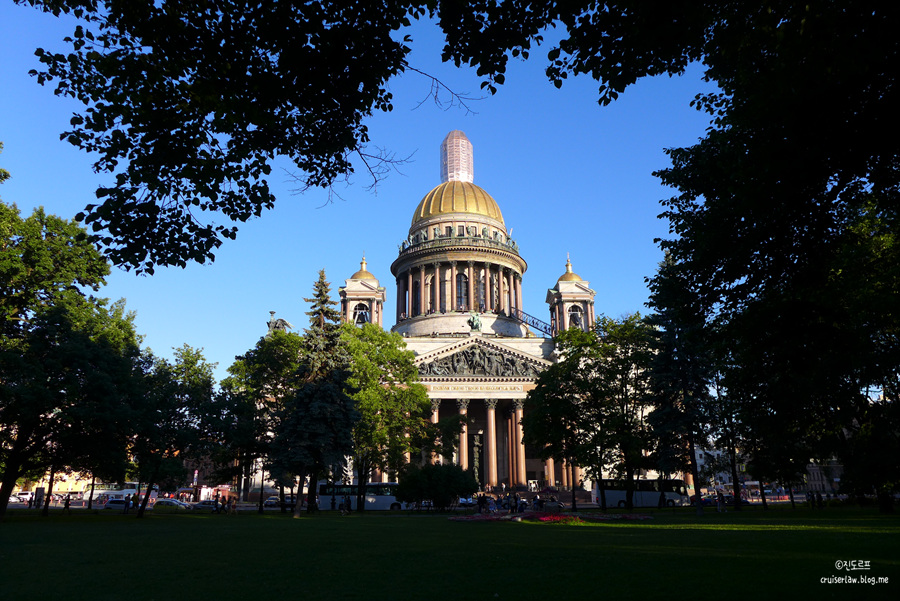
[{"x1": 473, "y1": 430, "x2": 483, "y2": 490}]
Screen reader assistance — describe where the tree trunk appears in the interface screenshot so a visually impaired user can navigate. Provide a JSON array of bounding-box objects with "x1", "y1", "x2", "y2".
[
  {"x1": 87, "y1": 475, "x2": 97, "y2": 510},
  {"x1": 687, "y1": 430, "x2": 704, "y2": 516},
  {"x1": 760, "y1": 487, "x2": 768, "y2": 510},
  {"x1": 356, "y1": 458, "x2": 369, "y2": 513},
  {"x1": 788, "y1": 485, "x2": 796, "y2": 509},
  {"x1": 241, "y1": 456, "x2": 252, "y2": 502},
  {"x1": 728, "y1": 442, "x2": 742, "y2": 511},
  {"x1": 0, "y1": 428, "x2": 35, "y2": 521},
  {"x1": 624, "y1": 465, "x2": 635, "y2": 510},
  {"x1": 279, "y1": 484, "x2": 286, "y2": 513},
  {"x1": 569, "y1": 459, "x2": 577, "y2": 512},
  {"x1": 0, "y1": 458, "x2": 23, "y2": 521},
  {"x1": 597, "y1": 476, "x2": 607, "y2": 511},
  {"x1": 257, "y1": 467, "x2": 266, "y2": 514},
  {"x1": 292, "y1": 464, "x2": 307, "y2": 518},
  {"x1": 306, "y1": 468, "x2": 319, "y2": 514},
  {"x1": 137, "y1": 467, "x2": 159, "y2": 518},
  {"x1": 41, "y1": 466, "x2": 56, "y2": 517}
]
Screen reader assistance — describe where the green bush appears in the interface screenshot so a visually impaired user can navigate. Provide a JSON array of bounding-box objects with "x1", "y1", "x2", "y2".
[{"x1": 395, "y1": 463, "x2": 477, "y2": 510}]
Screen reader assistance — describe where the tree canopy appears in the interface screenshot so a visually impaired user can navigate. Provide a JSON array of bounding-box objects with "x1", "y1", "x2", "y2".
[
  {"x1": 132, "y1": 345, "x2": 217, "y2": 517},
  {"x1": 0, "y1": 192, "x2": 140, "y2": 520},
  {"x1": 218, "y1": 328, "x2": 305, "y2": 506},
  {"x1": 19, "y1": 1, "x2": 897, "y2": 279},
  {"x1": 20, "y1": 0, "x2": 423, "y2": 272},
  {"x1": 341, "y1": 322, "x2": 430, "y2": 510}
]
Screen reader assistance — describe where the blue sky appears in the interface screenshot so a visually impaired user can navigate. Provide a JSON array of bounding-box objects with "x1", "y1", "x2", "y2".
[{"x1": 1, "y1": 4, "x2": 717, "y2": 382}]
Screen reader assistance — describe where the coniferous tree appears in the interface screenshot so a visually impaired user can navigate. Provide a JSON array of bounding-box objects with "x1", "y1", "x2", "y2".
[
  {"x1": 647, "y1": 256, "x2": 714, "y2": 515},
  {"x1": 273, "y1": 270, "x2": 358, "y2": 517}
]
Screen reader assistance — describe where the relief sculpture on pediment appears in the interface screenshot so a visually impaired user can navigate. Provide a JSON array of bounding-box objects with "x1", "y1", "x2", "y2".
[{"x1": 419, "y1": 346, "x2": 541, "y2": 377}]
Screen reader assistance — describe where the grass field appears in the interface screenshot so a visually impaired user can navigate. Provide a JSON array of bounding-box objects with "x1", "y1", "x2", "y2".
[{"x1": 1, "y1": 506, "x2": 898, "y2": 600}]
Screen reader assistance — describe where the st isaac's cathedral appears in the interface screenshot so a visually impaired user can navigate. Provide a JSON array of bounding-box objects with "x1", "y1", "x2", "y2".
[{"x1": 337, "y1": 131, "x2": 597, "y2": 491}]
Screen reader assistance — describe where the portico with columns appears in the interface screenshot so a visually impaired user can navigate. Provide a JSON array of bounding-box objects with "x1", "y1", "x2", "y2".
[{"x1": 413, "y1": 334, "x2": 552, "y2": 488}]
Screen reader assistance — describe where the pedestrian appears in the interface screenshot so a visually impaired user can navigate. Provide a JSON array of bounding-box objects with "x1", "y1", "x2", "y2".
[
  {"x1": 716, "y1": 490, "x2": 725, "y2": 513},
  {"x1": 816, "y1": 492, "x2": 824, "y2": 509},
  {"x1": 63, "y1": 494, "x2": 71, "y2": 515}
]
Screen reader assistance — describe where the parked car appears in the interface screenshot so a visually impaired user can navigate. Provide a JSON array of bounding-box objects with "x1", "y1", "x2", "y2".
[
  {"x1": 542, "y1": 498, "x2": 566, "y2": 511},
  {"x1": 264, "y1": 495, "x2": 298, "y2": 509},
  {"x1": 192, "y1": 500, "x2": 223, "y2": 512},
  {"x1": 103, "y1": 499, "x2": 129, "y2": 510},
  {"x1": 153, "y1": 499, "x2": 191, "y2": 512},
  {"x1": 16, "y1": 492, "x2": 34, "y2": 503}
]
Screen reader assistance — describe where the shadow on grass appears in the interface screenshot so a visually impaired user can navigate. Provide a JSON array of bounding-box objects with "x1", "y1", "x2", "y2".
[{"x1": 1, "y1": 507, "x2": 897, "y2": 599}]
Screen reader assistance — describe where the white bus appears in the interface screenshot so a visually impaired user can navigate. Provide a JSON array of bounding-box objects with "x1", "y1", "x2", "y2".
[
  {"x1": 316, "y1": 482, "x2": 402, "y2": 511},
  {"x1": 83, "y1": 482, "x2": 157, "y2": 505},
  {"x1": 592, "y1": 478, "x2": 690, "y2": 508}
]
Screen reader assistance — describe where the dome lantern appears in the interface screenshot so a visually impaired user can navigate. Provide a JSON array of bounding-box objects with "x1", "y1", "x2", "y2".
[
  {"x1": 350, "y1": 255, "x2": 377, "y2": 281},
  {"x1": 558, "y1": 255, "x2": 583, "y2": 282}
]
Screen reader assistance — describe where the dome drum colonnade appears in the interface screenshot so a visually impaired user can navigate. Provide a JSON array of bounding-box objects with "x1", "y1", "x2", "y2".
[{"x1": 391, "y1": 181, "x2": 526, "y2": 325}]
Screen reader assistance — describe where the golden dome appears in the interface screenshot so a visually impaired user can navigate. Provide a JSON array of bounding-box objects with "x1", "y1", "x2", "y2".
[
  {"x1": 558, "y1": 257, "x2": 583, "y2": 282},
  {"x1": 411, "y1": 181, "x2": 504, "y2": 227},
  {"x1": 350, "y1": 257, "x2": 377, "y2": 281}
]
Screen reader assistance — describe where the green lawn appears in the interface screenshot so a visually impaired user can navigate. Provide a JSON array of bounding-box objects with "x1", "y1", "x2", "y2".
[{"x1": 1, "y1": 506, "x2": 898, "y2": 600}]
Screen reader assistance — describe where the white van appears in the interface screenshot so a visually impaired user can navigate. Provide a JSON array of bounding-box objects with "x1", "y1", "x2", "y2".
[{"x1": 16, "y1": 491, "x2": 34, "y2": 503}]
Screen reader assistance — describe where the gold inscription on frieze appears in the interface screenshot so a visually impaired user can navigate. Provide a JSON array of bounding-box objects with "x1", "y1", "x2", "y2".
[{"x1": 428, "y1": 384, "x2": 525, "y2": 392}]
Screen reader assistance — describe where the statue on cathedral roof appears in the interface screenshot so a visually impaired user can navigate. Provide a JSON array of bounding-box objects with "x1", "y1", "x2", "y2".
[{"x1": 266, "y1": 311, "x2": 294, "y2": 337}]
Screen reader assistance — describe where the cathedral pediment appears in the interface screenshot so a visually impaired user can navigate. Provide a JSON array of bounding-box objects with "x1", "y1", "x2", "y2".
[{"x1": 415, "y1": 336, "x2": 550, "y2": 379}]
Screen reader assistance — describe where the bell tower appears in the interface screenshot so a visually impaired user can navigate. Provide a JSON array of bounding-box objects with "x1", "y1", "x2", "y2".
[
  {"x1": 546, "y1": 256, "x2": 596, "y2": 335},
  {"x1": 339, "y1": 256, "x2": 386, "y2": 327}
]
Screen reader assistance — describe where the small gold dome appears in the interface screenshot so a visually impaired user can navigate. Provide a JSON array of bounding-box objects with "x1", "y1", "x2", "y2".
[
  {"x1": 558, "y1": 257, "x2": 583, "y2": 282},
  {"x1": 411, "y1": 181, "x2": 504, "y2": 227},
  {"x1": 350, "y1": 257, "x2": 377, "y2": 281}
]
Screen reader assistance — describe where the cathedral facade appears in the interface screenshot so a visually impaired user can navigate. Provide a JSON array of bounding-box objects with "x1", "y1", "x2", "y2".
[{"x1": 339, "y1": 131, "x2": 597, "y2": 491}]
